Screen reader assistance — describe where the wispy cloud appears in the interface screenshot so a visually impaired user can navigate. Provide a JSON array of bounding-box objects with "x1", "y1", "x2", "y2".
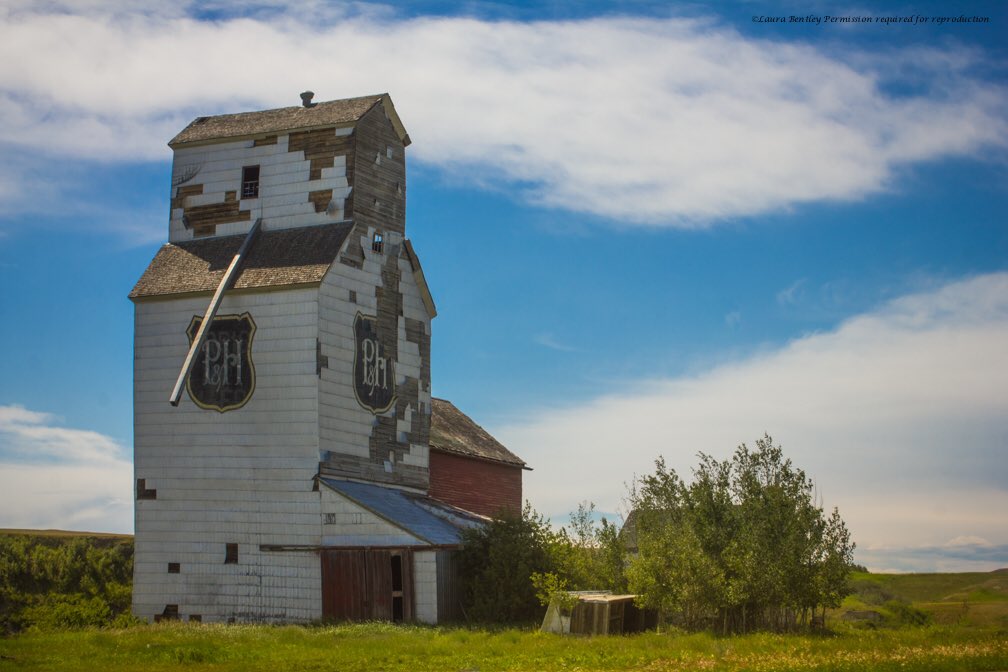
[
  {"x1": 776, "y1": 279, "x2": 806, "y2": 306},
  {"x1": 859, "y1": 540, "x2": 1008, "y2": 573},
  {"x1": 0, "y1": 5, "x2": 1004, "y2": 225},
  {"x1": 0, "y1": 405, "x2": 126, "y2": 465},
  {"x1": 496, "y1": 273, "x2": 1008, "y2": 569},
  {"x1": 534, "y1": 332, "x2": 581, "y2": 353},
  {"x1": 0, "y1": 404, "x2": 132, "y2": 533}
]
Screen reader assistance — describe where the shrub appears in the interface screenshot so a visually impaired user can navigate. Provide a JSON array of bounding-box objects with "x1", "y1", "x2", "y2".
[
  {"x1": 886, "y1": 600, "x2": 932, "y2": 626},
  {"x1": 458, "y1": 502, "x2": 558, "y2": 623},
  {"x1": 0, "y1": 533, "x2": 133, "y2": 632}
]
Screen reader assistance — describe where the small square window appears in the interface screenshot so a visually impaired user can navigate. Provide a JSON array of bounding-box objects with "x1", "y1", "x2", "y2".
[
  {"x1": 225, "y1": 543, "x2": 238, "y2": 564},
  {"x1": 136, "y1": 478, "x2": 156, "y2": 500},
  {"x1": 168, "y1": 562, "x2": 180, "y2": 574},
  {"x1": 241, "y1": 165, "x2": 260, "y2": 198}
]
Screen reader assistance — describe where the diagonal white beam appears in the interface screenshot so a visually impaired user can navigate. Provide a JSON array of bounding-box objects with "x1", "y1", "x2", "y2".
[{"x1": 169, "y1": 218, "x2": 262, "y2": 406}]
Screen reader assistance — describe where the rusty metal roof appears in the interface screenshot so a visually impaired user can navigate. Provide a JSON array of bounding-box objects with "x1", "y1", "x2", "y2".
[
  {"x1": 169, "y1": 94, "x2": 410, "y2": 146},
  {"x1": 129, "y1": 222, "x2": 353, "y2": 299},
  {"x1": 430, "y1": 398, "x2": 527, "y2": 468}
]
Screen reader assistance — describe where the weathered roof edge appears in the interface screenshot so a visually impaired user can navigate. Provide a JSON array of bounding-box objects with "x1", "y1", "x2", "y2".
[
  {"x1": 428, "y1": 442, "x2": 533, "y2": 471},
  {"x1": 168, "y1": 93, "x2": 410, "y2": 148},
  {"x1": 128, "y1": 221, "x2": 355, "y2": 300},
  {"x1": 429, "y1": 398, "x2": 528, "y2": 468},
  {"x1": 403, "y1": 239, "x2": 436, "y2": 319}
]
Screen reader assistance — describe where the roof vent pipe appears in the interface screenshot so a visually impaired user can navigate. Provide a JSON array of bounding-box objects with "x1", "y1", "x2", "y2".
[{"x1": 300, "y1": 91, "x2": 315, "y2": 108}]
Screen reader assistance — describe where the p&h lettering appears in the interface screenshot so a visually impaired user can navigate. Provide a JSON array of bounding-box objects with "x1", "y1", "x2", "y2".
[
  {"x1": 360, "y1": 337, "x2": 389, "y2": 394},
  {"x1": 203, "y1": 334, "x2": 244, "y2": 390}
]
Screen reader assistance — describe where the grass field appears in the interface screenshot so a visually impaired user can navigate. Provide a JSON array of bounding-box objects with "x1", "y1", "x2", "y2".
[
  {"x1": 2, "y1": 530, "x2": 1006, "y2": 671},
  {"x1": 842, "y1": 569, "x2": 1008, "y2": 628},
  {"x1": 1, "y1": 621, "x2": 1007, "y2": 671}
]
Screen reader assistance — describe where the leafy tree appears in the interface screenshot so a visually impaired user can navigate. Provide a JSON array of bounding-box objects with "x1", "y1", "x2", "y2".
[
  {"x1": 627, "y1": 434, "x2": 854, "y2": 632},
  {"x1": 457, "y1": 502, "x2": 559, "y2": 623},
  {"x1": 552, "y1": 502, "x2": 628, "y2": 594}
]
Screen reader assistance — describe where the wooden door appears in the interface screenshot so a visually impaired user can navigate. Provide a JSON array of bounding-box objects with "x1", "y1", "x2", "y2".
[{"x1": 321, "y1": 549, "x2": 414, "y2": 622}]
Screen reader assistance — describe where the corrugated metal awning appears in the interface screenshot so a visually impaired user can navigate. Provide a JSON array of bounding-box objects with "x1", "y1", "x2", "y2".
[{"x1": 320, "y1": 478, "x2": 486, "y2": 546}]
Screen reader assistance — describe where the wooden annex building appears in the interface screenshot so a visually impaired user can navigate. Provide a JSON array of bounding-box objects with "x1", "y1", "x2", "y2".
[{"x1": 130, "y1": 93, "x2": 527, "y2": 624}]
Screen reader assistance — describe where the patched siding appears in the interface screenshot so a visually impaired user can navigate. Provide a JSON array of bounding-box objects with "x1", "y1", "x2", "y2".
[
  {"x1": 168, "y1": 129, "x2": 354, "y2": 241},
  {"x1": 316, "y1": 228, "x2": 432, "y2": 489}
]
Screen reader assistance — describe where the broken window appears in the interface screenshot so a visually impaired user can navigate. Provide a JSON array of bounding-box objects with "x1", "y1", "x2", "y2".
[
  {"x1": 241, "y1": 165, "x2": 260, "y2": 198},
  {"x1": 372, "y1": 231, "x2": 384, "y2": 254},
  {"x1": 225, "y1": 543, "x2": 238, "y2": 564},
  {"x1": 136, "y1": 478, "x2": 157, "y2": 500}
]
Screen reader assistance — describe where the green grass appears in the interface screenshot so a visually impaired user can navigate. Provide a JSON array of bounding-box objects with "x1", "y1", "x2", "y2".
[
  {"x1": 1, "y1": 622, "x2": 1006, "y2": 671},
  {"x1": 842, "y1": 570, "x2": 1008, "y2": 628},
  {"x1": 848, "y1": 570, "x2": 1008, "y2": 603}
]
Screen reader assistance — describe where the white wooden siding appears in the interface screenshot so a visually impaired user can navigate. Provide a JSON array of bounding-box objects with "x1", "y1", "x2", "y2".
[{"x1": 133, "y1": 288, "x2": 322, "y2": 623}]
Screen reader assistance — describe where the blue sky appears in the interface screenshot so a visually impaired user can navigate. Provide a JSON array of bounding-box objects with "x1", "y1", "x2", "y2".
[{"x1": 0, "y1": 0, "x2": 1006, "y2": 572}]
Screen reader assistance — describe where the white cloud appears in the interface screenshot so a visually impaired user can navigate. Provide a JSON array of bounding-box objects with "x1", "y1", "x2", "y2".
[
  {"x1": 0, "y1": 404, "x2": 126, "y2": 465},
  {"x1": 0, "y1": 462, "x2": 133, "y2": 534},
  {"x1": 0, "y1": 6, "x2": 1004, "y2": 224},
  {"x1": 0, "y1": 405, "x2": 132, "y2": 533},
  {"x1": 495, "y1": 273, "x2": 1008, "y2": 569}
]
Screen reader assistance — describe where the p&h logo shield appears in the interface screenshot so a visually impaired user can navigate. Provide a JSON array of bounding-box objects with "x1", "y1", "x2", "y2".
[
  {"x1": 353, "y1": 312, "x2": 396, "y2": 414},
  {"x1": 185, "y1": 312, "x2": 257, "y2": 412}
]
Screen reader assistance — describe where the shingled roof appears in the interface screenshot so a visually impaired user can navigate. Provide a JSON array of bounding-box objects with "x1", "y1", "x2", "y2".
[
  {"x1": 129, "y1": 222, "x2": 353, "y2": 299},
  {"x1": 169, "y1": 93, "x2": 409, "y2": 147},
  {"x1": 429, "y1": 399, "x2": 528, "y2": 468}
]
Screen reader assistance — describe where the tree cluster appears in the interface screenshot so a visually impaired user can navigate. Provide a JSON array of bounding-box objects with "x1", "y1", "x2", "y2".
[
  {"x1": 0, "y1": 534, "x2": 135, "y2": 633},
  {"x1": 626, "y1": 435, "x2": 854, "y2": 632},
  {"x1": 427, "y1": 435, "x2": 854, "y2": 633}
]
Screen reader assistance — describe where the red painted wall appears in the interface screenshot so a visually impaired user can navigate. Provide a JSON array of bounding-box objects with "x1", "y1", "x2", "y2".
[{"x1": 428, "y1": 450, "x2": 522, "y2": 518}]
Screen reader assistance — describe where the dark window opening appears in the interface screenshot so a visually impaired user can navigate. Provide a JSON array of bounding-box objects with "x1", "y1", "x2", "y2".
[
  {"x1": 372, "y1": 231, "x2": 384, "y2": 254},
  {"x1": 225, "y1": 543, "x2": 238, "y2": 564},
  {"x1": 168, "y1": 562, "x2": 180, "y2": 574},
  {"x1": 390, "y1": 554, "x2": 404, "y2": 622},
  {"x1": 390, "y1": 555, "x2": 403, "y2": 591},
  {"x1": 154, "y1": 604, "x2": 179, "y2": 622},
  {"x1": 136, "y1": 478, "x2": 157, "y2": 500},
  {"x1": 241, "y1": 165, "x2": 260, "y2": 198},
  {"x1": 392, "y1": 596, "x2": 404, "y2": 622}
]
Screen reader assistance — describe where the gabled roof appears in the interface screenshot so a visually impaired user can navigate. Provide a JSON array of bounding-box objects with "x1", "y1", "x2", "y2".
[
  {"x1": 320, "y1": 478, "x2": 486, "y2": 546},
  {"x1": 129, "y1": 222, "x2": 353, "y2": 299},
  {"x1": 430, "y1": 398, "x2": 528, "y2": 469},
  {"x1": 169, "y1": 93, "x2": 410, "y2": 147}
]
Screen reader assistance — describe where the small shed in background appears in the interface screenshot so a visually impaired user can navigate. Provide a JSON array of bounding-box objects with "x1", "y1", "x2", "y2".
[{"x1": 541, "y1": 592, "x2": 658, "y2": 635}]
